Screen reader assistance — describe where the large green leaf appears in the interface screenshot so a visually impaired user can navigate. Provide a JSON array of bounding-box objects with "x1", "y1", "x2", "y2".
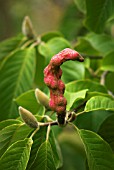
[
  {"x1": 58, "y1": 129, "x2": 86, "y2": 170},
  {"x1": 0, "y1": 122, "x2": 32, "y2": 157},
  {"x1": 15, "y1": 90, "x2": 45, "y2": 116},
  {"x1": 0, "y1": 119, "x2": 21, "y2": 130},
  {"x1": 38, "y1": 37, "x2": 71, "y2": 63},
  {"x1": 61, "y1": 60, "x2": 85, "y2": 83},
  {"x1": 34, "y1": 48, "x2": 46, "y2": 88},
  {"x1": 74, "y1": 0, "x2": 86, "y2": 13},
  {"x1": 65, "y1": 89, "x2": 88, "y2": 110},
  {"x1": 101, "y1": 51, "x2": 114, "y2": 71},
  {"x1": 59, "y1": 3, "x2": 85, "y2": 41},
  {"x1": 76, "y1": 33, "x2": 114, "y2": 56},
  {"x1": 85, "y1": 96, "x2": 114, "y2": 112},
  {"x1": 98, "y1": 114, "x2": 114, "y2": 152},
  {"x1": 27, "y1": 127, "x2": 47, "y2": 169},
  {"x1": 49, "y1": 130, "x2": 62, "y2": 169},
  {"x1": 27, "y1": 127, "x2": 62, "y2": 170},
  {"x1": 75, "y1": 110, "x2": 114, "y2": 132},
  {"x1": 32, "y1": 141, "x2": 56, "y2": 170},
  {"x1": 105, "y1": 72, "x2": 114, "y2": 94},
  {"x1": 0, "y1": 138, "x2": 33, "y2": 170},
  {"x1": 85, "y1": 0, "x2": 114, "y2": 33},
  {"x1": 0, "y1": 48, "x2": 36, "y2": 120},
  {"x1": 66, "y1": 80, "x2": 107, "y2": 93},
  {"x1": 75, "y1": 37, "x2": 100, "y2": 56},
  {"x1": 41, "y1": 31, "x2": 63, "y2": 42},
  {"x1": 0, "y1": 34, "x2": 24, "y2": 61},
  {"x1": 77, "y1": 129, "x2": 114, "y2": 170}
]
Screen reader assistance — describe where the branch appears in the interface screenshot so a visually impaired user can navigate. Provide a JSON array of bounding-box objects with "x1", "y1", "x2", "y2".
[
  {"x1": 100, "y1": 71, "x2": 109, "y2": 85},
  {"x1": 81, "y1": 53, "x2": 103, "y2": 59}
]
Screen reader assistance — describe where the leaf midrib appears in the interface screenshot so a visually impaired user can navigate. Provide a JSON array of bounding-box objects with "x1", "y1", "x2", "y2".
[{"x1": 9, "y1": 50, "x2": 30, "y2": 115}]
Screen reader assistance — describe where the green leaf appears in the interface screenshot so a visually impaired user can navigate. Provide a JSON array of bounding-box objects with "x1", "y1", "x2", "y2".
[
  {"x1": 85, "y1": 0, "x2": 114, "y2": 33},
  {"x1": 66, "y1": 80, "x2": 107, "y2": 93},
  {"x1": 27, "y1": 127, "x2": 62, "y2": 170},
  {"x1": 78, "y1": 33, "x2": 114, "y2": 56},
  {"x1": 0, "y1": 119, "x2": 21, "y2": 130},
  {"x1": 41, "y1": 31, "x2": 63, "y2": 42},
  {"x1": 98, "y1": 114, "x2": 114, "y2": 152},
  {"x1": 0, "y1": 124, "x2": 21, "y2": 157},
  {"x1": 77, "y1": 129, "x2": 114, "y2": 170},
  {"x1": 86, "y1": 91, "x2": 112, "y2": 100},
  {"x1": 0, "y1": 48, "x2": 36, "y2": 120},
  {"x1": 76, "y1": 110, "x2": 114, "y2": 132},
  {"x1": 34, "y1": 48, "x2": 46, "y2": 88},
  {"x1": 105, "y1": 72, "x2": 114, "y2": 94},
  {"x1": 27, "y1": 127, "x2": 47, "y2": 169},
  {"x1": 61, "y1": 60, "x2": 85, "y2": 83},
  {"x1": 44, "y1": 37, "x2": 71, "y2": 58},
  {"x1": 32, "y1": 141, "x2": 56, "y2": 170},
  {"x1": 65, "y1": 89, "x2": 88, "y2": 110},
  {"x1": 38, "y1": 37, "x2": 71, "y2": 63},
  {"x1": 0, "y1": 34, "x2": 24, "y2": 60},
  {"x1": 0, "y1": 138, "x2": 33, "y2": 170},
  {"x1": 74, "y1": 0, "x2": 86, "y2": 13},
  {"x1": 59, "y1": 4, "x2": 84, "y2": 41},
  {"x1": 0, "y1": 122, "x2": 32, "y2": 157},
  {"x1": 101, "y1": 51, "x2": 114, "y2": 71},
  {"x1": 49, "y1": 130, "x2": 63, "y2": 169},
  {"x1": 58, "y1": 129, "x2": 86, "y2": 170},
  {"x1": 75, "y1": 37, "x2": 100, "y2": 56},
  {"x1": 15, "y1": 90, "x2": 45, "y2": 116},
  {"x1": 85, "y1": 96, "x2": 114, "y2": 112}
]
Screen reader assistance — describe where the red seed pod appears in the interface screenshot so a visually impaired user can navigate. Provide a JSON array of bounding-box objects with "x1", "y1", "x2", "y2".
[{"x1": 44, "y1": 48, "x2": 84, "y2": 125}]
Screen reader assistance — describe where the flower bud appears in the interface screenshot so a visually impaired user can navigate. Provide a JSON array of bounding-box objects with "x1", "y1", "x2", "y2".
[
  {"x1": 35, "y1": 88, "x2": 49, "y2": 109},
  {"x1": 19, "y1": 106, "x2": 38, "y2": 128},
  {"x1": 22, "y1": 16, "x2": 36, "y2": 39}
]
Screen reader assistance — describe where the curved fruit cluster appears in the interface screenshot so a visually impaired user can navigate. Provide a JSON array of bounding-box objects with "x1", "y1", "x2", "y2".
[{"x1": 44, "y1": 48, "x2": 84, "y2": 125}]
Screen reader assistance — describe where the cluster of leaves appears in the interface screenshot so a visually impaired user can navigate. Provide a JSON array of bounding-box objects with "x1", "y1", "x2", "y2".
[{"x1": 0, "y1": 0, "x2": 114, "y2": 170}]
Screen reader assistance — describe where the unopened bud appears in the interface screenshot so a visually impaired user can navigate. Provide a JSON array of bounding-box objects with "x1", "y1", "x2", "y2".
[
  {"x1": 19, "y1": 106, "x2": 38, "y2": 128},
  {"x1": 22, "y1": 16, "x2": 36, "y2": 39},
  {"x1": 35, "y1": 88, "x2": 49, "y2": 109}
]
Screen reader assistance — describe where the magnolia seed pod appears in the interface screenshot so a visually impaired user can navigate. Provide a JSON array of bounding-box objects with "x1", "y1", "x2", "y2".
[
  {"x1": 22, "y1": 16, "x2": 36, "y2": 39},
  {"x1": 35, "y1": 88, "x2": 49, "y2": 109},
  {"x1": 19, "y1": 106, "x2": 38, "y2": 128}
]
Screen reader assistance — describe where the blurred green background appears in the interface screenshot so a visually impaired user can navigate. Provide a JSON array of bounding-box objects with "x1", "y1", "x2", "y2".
[{"x1": 0, "y1": 0, "x2": 85, "y2": 41}]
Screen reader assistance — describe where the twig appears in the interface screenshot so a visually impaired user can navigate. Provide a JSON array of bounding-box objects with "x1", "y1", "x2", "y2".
[
  {"x1": 100, "y1": 71, "x2": 109, "y2": 85},
  {"x1": 46, "y1": 124, "x2": 51, "y2": 141},
  {"x1": 39, "y1": 121, "x2": 58, "y2": 126},
  {"x1": 81, "y1": 53, "x2": 103, "y2": 59}
]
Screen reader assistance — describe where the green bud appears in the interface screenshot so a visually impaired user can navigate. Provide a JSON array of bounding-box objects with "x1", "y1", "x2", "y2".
[
  {"x1": 35, "y1": 88, "x2": 49, "y2": 109},
  {"x1": 22, "y1": 16, "x2": 36, "y2": 39},
  {"x1": 19, "y1": 106, "x2": 38, "y2": 128}
]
